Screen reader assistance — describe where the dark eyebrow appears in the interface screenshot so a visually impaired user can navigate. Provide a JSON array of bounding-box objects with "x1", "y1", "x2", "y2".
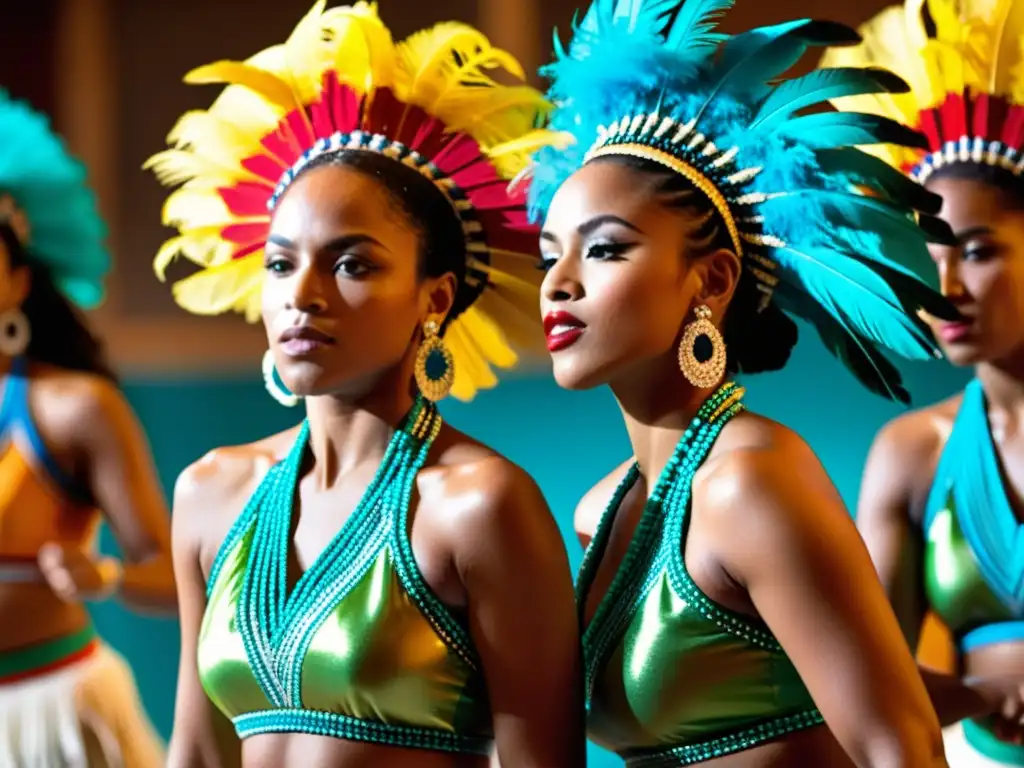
[
  {"x1": 955, "y1": 226, "x2": 994, "y2": 242},
  {"x1": 540, "y1": 214, "x2": 644, "y2": 243},
  {"x1": 266, "y1": 233, "x2": 388, "y2": 253}
]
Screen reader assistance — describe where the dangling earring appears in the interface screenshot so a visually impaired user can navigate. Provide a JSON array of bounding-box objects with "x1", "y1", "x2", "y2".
[
  {"x1": 261, "y1": 349, "x2": 300, "y2": 407},
  {"x1": 414, "y1": 320, "x2": 454, "y2": 402},
  {"x1": 678, "y1": 304, "x2": 726, "y2": 388},
  {"x1": 0, "y1": 309, "x2": 30, "y2": 357}
]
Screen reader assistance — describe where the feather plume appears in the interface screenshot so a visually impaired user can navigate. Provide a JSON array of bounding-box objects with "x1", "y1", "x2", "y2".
[{"x1": 0, "y1": 90, "x2": 109, "y2": 308}]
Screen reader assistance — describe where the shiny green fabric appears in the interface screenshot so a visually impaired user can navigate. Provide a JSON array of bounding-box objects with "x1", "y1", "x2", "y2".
[
  {"x1": 923, "y1": 502, "x2": 1012, "y2": 636},
  {"x1": 588, "y1": 569, "x2": 819, "y2": 755},
  {"x1": 197, "y1": 522, "x2": 491, "y2": 736}
]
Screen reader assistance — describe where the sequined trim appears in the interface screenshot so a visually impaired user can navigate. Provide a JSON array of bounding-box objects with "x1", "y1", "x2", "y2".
[
  {"x1": 622, "y1": 709, "x2": 825, "y2": 766},
  {"x1": 233, "y1": 709, "x2": 493, "y2": 755}
]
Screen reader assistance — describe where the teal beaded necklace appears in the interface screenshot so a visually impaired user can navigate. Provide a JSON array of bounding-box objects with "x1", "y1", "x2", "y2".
[
  {"x1": 235, "y1": 396, "x2": 443, "y2": 709},
  {"x1": 575, "y1": 381, "x2": 746, "y2": 700}
]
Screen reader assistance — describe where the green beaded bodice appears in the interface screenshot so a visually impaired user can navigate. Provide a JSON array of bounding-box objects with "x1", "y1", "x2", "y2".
[
  {"x1": 196, "y1": 400, "x2": 493, "y2": 755},
  {"x1": 577, "y1": 383, "x2": 823, "y2": 767}
]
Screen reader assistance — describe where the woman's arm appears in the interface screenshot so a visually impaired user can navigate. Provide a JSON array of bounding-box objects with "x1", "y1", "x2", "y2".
[
  {"x1": 40, "y1": 375, "x2": 175, "y2": 611},
  {"x1": 707, "y1": 432, "x2": 944, "y2": 767},
  {"x1": 859, "y1": 418, "x2": 994, "y2": 726},
  {"x1": 454, "y1": 459, "x2": 585, "y2": 768},
  {"x1": 167, "y1": 458, "x2": 242, "y2": 768}
]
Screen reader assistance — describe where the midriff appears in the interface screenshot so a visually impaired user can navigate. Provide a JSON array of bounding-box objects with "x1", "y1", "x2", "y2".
[
  {"x1": 0, "y1": 578, "x2": 91, "y2": 654},
  {"x1": 243, "y1": 733, "x2": 490, "y2": 768}
]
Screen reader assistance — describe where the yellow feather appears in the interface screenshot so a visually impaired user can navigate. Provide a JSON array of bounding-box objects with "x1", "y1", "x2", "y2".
[
  {"x1": 284, "y1": 0, "x2": 331, "y2": 107},
  {"x1": 445, "y1": 322, "x2": 500, "y2": 401},
  {"x1": 185, "y1": 61, "x2": 298, "y2": 110},
  {"x1": 142, "y1": 148, "x2": 263, "y2": 188},
  {"x1": 452, "y1": 306, "x2": 518, "y2": 368},
  {"x1": 397, "y1": 23, "x2": 501, "y2": 111},
  {"x1": 472, "y1": 292, "x2": 547, "y2": 356},
  {"x1": 167, "y1": 111, "x2": 267, "y2": 166},
  {"x1": 153, "y1": 236, "x2": 188, "y2": 281},
  {"x1": 171, "y1": 256, "x2": 264, "y2": 318},
  {"x1": 990, "y1": 0, "x2": 1024, "y2": 93},
  {"x1": 322, "y1": 3, "x2": 396, "y2": 94}
]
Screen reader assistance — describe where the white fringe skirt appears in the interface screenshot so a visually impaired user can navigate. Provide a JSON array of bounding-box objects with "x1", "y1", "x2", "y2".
[{"x1": 0, "y1": 640, "x2": 165, "y2": 767}]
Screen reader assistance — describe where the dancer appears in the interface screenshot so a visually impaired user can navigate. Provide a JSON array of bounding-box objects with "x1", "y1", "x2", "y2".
[
  {"x1": 528, "y1": 0, "x2": 963, "y2": 764},
  {"x1": 148, "y1": 3, "x2": 582, "y2": 766},
  {"x1": 0, "y1": 91, "x2": 170, "y2": 766},
  {"x1": 824, "y1": 0, "x2": 1024, "y2": 763}
]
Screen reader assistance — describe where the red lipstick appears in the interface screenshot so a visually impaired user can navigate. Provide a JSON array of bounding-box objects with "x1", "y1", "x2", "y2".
[{"x1": 544, "y1": 310, "x2": 586, "y2": 352}]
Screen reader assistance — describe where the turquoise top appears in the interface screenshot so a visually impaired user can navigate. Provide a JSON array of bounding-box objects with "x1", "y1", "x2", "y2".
[{"x1": 922, "y1": 378, "x2": 1024, "y2": 764}]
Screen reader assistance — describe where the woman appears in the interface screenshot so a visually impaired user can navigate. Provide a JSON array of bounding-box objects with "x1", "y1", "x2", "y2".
[
  {"x1": 0, "y1": 90, "x2": 171, "y2": 765},
  {"x1": 823, "y1": 0, "x2": 1024, "y2": 764},
  {"x1": 147, "y1": 3, "x2": 583, "y2": 767},
  {"x1": 527, "y1": 0, "x2": 962, "y2": 765}
]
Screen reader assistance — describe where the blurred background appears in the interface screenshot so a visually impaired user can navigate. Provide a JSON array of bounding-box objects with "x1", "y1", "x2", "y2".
[{"x1": 2, "y1": 1, "x2": 968, "y2": 765}]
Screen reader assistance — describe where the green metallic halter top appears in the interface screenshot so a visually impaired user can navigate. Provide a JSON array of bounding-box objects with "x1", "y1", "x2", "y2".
[
  {"x1": 196, "y1": 399, "x2": 493, "y2": 755},
  {"x1": 577, "y1": 384, "x2": 822, "y2": 767}
]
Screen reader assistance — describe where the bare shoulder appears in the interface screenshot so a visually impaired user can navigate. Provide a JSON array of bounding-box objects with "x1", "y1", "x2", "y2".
[
  {"x1": 868, "y1": 394, "x2": 960, "y2": 470},
  {"x1": 859, "y1": 393, "x2": 962, "y2": 521},
  {"x1": 419, "y1": 425, "x2": 556, "y2": 556},
  {"x1": 28, "y1": 366, "x2": 127, "y2": 441},
  {"x1": 575, "y1": 458, "x2": 634, "y2": 543},
  {"x1": 174, "y1": 425, "x2": 302, "y2": 575},
  {"x1": 693, "y1": 412, "x2": 841, "y2": 537}
]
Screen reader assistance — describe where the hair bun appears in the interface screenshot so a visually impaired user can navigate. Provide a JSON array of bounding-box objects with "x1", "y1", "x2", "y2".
[{"x1": 723, "y1": 278, "x2": 798, "y2": 375}]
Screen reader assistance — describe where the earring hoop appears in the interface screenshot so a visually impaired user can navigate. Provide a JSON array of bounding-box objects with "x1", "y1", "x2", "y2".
[
  {"x1": 678, "y1": 305, "x2": 726, "y2": 388},
  {"x1": 414, "y1": 320, "x2": 455, "y2": 402},
  {"x1": 262, "y1": 349, "x2": 300, "y2": 407},
  {"x1": 0, "y1": 309, "x2": 29, "y2": 357}
]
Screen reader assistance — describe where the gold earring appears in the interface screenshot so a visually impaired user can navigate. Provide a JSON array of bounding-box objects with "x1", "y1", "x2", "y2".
[
  {"x1": 414, "y1": 320, "x2": 455, "y2": 402},
  {"x1": 678, "y1": 305, "x2": 726, "y2": 388}
]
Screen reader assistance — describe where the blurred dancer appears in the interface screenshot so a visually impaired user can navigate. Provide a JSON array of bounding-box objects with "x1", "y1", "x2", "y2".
[
  {"x1": 825, "y1": 0, "x2": 1024, "y2": 764},
  {"x1": 0, "y1": 91, "x2": 170, "y2": 765}
]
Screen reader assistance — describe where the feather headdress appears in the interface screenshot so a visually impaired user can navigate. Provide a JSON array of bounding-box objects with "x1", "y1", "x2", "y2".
[
  {"x1": 0, "y1": 90, "x2": 109, "y2": 309},
  {"x1": 147, "y1": 1, "x2": 558, "y2": 401},
  {"x1": 528, "y1": 0, "x2": 960, "y2": 403},
  {"x1": 821, "y1": 0, "x2": 1024, "y2": 183}
]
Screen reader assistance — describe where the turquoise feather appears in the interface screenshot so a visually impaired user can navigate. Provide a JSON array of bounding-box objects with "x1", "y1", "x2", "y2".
[
  {"x1": 813, "y1": 148, "x2": 943, "y2": 215},
  {"x1": 752, "y1": 68, "x2": 909, "y2": 130},
  {"x1": 0, "y1": 90, "x2": 109, "y2": 309},
  {"x1": 776, "y1": 111, "x2": 928, "y2": 151}
]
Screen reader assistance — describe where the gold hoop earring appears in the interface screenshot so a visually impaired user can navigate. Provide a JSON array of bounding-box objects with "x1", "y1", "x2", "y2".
[
  {"x1": 414, "y1": 320, "x2": 454, "y2": 402},
  {"x1": 678, "y1": 305, "x2": 726, "y2": 388}
]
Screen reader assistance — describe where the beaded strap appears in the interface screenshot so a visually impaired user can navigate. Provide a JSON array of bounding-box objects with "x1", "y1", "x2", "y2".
[
  {"x1": 235, "y1": 398, "x2": 450, "y2": 712},
  {"x1": 621, "y1": 709, "x2": 825, "y2": 767},
  {"x1": 233, "y1": 708, "x2": 493, "y2": 755},
  {"x1": 576, "y1": 383, "x2": 744, "y2": 700}
]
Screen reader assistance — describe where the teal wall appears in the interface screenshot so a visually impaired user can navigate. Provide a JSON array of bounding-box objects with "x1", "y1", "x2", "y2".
[{"x1": 92, "y1": 323, "x2": 971, "y2": 766}]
